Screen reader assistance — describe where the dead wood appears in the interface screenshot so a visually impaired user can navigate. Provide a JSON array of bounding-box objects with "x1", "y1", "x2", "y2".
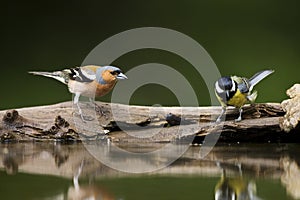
[{"x1": 1, "y1": 101, "x2": 298, "y2": 143}]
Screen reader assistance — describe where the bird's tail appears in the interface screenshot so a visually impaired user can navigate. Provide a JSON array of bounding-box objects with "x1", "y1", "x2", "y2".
[
  {"x1": 29, "y1": 71, "x2": 69, "y2": 84},
  {"x1": 249, "y1": 69, "x2": 274, "y2": 91}
]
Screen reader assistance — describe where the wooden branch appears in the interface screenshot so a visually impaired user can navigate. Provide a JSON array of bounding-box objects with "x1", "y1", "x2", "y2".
[{"x1": 1, "y1": 101, "x2": 298, "y2": 143}]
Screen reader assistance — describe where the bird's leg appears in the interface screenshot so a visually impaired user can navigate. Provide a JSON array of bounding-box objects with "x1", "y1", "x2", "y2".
[
  {"x1": 88, "y1": 97, "x2": 94, "y2": 104},
  {"x1": 216, "y1": 107, "x2": 226, "y2": 123},
  {"x1": 237, "y1": 163, "x2": 243, "y2": 177},
  {"x1": 235, "y1": 107, "x2": 243, "y2": 122},
  {"x1": 87, "y1": 98, "x2": 104, "y2": 115},
  {"x1": 73, "y1": 93, "x2": 85, "y2": 121},
  {"x1": 87, "y1": 97, "x2": 98, "y2": 110},
  {"x1": 73, "y1": 93, "x2": 94, "y2": 121},
  {"x1": 73, "y1": 160, "x2": 84, "y2": 190}
]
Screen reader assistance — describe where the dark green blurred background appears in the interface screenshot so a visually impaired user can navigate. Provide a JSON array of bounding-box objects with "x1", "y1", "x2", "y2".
[{"x1": 1, "y1": 0, "x2": 300, "y2": 110}]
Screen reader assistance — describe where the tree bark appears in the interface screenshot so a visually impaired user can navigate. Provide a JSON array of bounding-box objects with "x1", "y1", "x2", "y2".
[{"x1": 1, "y1": 101, "x2": 298, "y2": 143}]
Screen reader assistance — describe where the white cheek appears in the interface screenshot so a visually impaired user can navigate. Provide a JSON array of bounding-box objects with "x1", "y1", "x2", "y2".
[
  {"x1": 231, "y1": 79, "x2": 236, "y2": 92},
  {"x1": 215, "y1": 81, "x2": 224, "y2": 93}
]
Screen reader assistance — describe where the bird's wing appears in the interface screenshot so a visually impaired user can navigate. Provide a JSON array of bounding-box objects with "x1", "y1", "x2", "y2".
[
  {"x1": 248, "y1": 70, "x2": 274, "y2": 91},
  {"x1": 232, "y1": 76, "x2": 250, "y2": 93},
  {"x1": 67, "y1": 66, "x2": 98, "y2": 82}
]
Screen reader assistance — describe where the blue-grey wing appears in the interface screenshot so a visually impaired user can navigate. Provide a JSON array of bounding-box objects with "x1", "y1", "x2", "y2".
[
  {"x1": 232, "y1": 76, "x2": 250, "y2": 93},
  {"x1": 237, "y1": 78, "x2": 250, "y2": 93}
]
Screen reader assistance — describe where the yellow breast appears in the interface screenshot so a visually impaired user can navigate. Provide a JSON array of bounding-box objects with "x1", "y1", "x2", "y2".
[{"x1": 227, "y1": 90, "x2": 248, "y2": 108}]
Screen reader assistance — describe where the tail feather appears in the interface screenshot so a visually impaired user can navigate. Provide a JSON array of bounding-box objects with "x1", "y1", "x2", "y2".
[
  {"x1": 249, "y1": 70, "x2": 274, "y2": 91},
  {"x1": 29, "y1": 71, "x2": 68, "y2": 84}
]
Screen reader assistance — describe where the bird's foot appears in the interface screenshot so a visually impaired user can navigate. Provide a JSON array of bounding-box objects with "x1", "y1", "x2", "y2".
[
  {"x1": 87, "y1": 99, "x2": 108, "y2": 118},
  {"x1": 81, "y1": 115, "x2": 95, "y2": 121},
  {"x1": 76, "y1": 103, "x2": 96, "y2": 122},
  {"x1": 235, "y1": 108, "x2": 243, "y2": 122},
  {"x1": 215, "y1": 117, "x2": 222, "y2": 123},
  {"x1": 234, "y1": 116, "x2": 242, "y2": 122},
  {"x1": 94, "y1": 103, "x2": 110, "y2": 119},
  {"x1": 73, "y1": 110, "x2": 95, "y2": 122},
  {"x1": 215, "y1": 107, "x2": 226, "y2": 123},
  {"x1": 74, "y1": 113, "x2": 95, "y2": 122}
]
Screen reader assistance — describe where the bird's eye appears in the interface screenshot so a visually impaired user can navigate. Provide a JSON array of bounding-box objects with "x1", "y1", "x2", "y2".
[{"x1": 110, "y1": 70, "x2": 121, "y2": 75}]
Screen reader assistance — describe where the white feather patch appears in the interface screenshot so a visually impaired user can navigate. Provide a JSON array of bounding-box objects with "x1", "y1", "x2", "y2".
[
  {"x1": 215, "y1": 81, "x2": 224, "y2": 93},
  {"x1": 52, "y1": 76, "x2": 67, "y2": 84},
  {"x1": 230, "y1": 79, "x2": 236, "y2": 92},
  {"x1": 74, "y1": 70, "x2": 80, "y2": 77}
]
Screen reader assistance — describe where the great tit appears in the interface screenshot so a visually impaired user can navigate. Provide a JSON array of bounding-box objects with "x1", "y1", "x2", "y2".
[
  {"x1": 214, "y1": 168, "x2": 261, "y2": 200},
  {"x1": 215, "y1": 70, "x2": 274, "y2": 122}
]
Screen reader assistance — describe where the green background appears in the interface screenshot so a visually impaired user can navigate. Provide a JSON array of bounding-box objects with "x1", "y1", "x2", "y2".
[{"x1": 1, "y1": 0, "x2": 300, "y2": 109}]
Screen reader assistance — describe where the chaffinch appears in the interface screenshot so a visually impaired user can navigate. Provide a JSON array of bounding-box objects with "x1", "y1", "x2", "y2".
[{"x1": 29, "y1": 65, "x2": 127, "y2": 120}]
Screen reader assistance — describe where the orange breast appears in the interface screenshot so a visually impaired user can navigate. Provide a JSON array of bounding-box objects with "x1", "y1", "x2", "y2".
[
  {"x1": 95, "y1": 81, "x2": 117, "y2": 97},
  {"x1": 68, "y1": 79, "x2": 117, "y2": 98}
]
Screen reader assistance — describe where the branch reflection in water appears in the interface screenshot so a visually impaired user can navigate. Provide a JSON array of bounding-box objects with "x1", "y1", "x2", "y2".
[{"x1": 1, "y1": 142, "x2": 300, "y2": 199}]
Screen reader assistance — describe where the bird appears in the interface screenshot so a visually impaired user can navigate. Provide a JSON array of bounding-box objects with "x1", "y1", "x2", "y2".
[
  {"x1": 68, "y1": 160, "x2": 115, "y2": 200},
  {"x1": 214, "y1": 69, "x2": 274, "y2": 122},
  {"x1": 214, "y1": 162, "x2": 262, "y2": 200},
  {"x1": 29, "y1": 65, "x2": 127, "y2": 120}
]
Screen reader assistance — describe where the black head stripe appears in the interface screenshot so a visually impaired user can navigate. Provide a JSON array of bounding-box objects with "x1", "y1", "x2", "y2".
[
  {"x1": 110, "y1": 70, "x2": 121, "y2": 76},
  {"x1": 227, "y1": 90, "x2": 236, "y2": 100},
  {"x1": 216, "y1": 79, "x2": 237, "y2": 103},
  {"x1": 217, "y1": 90, "x2": 236, "y2": 103}
]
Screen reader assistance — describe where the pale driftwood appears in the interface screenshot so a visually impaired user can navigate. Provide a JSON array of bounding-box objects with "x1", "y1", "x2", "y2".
[
  {"x1": 0, "y1": 101, "x2": 298, "y2": 143},
  {"x1": 281, "y1": 84, "x2": 300, "y2": 132}
]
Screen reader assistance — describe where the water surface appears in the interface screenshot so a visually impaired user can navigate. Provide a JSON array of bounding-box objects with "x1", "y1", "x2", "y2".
[{"x1": 0, "y1": 142, "x2": 299, "y2": 200}]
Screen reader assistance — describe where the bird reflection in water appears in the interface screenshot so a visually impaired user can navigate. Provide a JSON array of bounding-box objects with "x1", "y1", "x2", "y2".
[
  {"x1": 214, "y1": 162, "x2": 262, "y2": 200},
  {"x1": 67, "y1": 160, "x2": 116, "y2": 200}
]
